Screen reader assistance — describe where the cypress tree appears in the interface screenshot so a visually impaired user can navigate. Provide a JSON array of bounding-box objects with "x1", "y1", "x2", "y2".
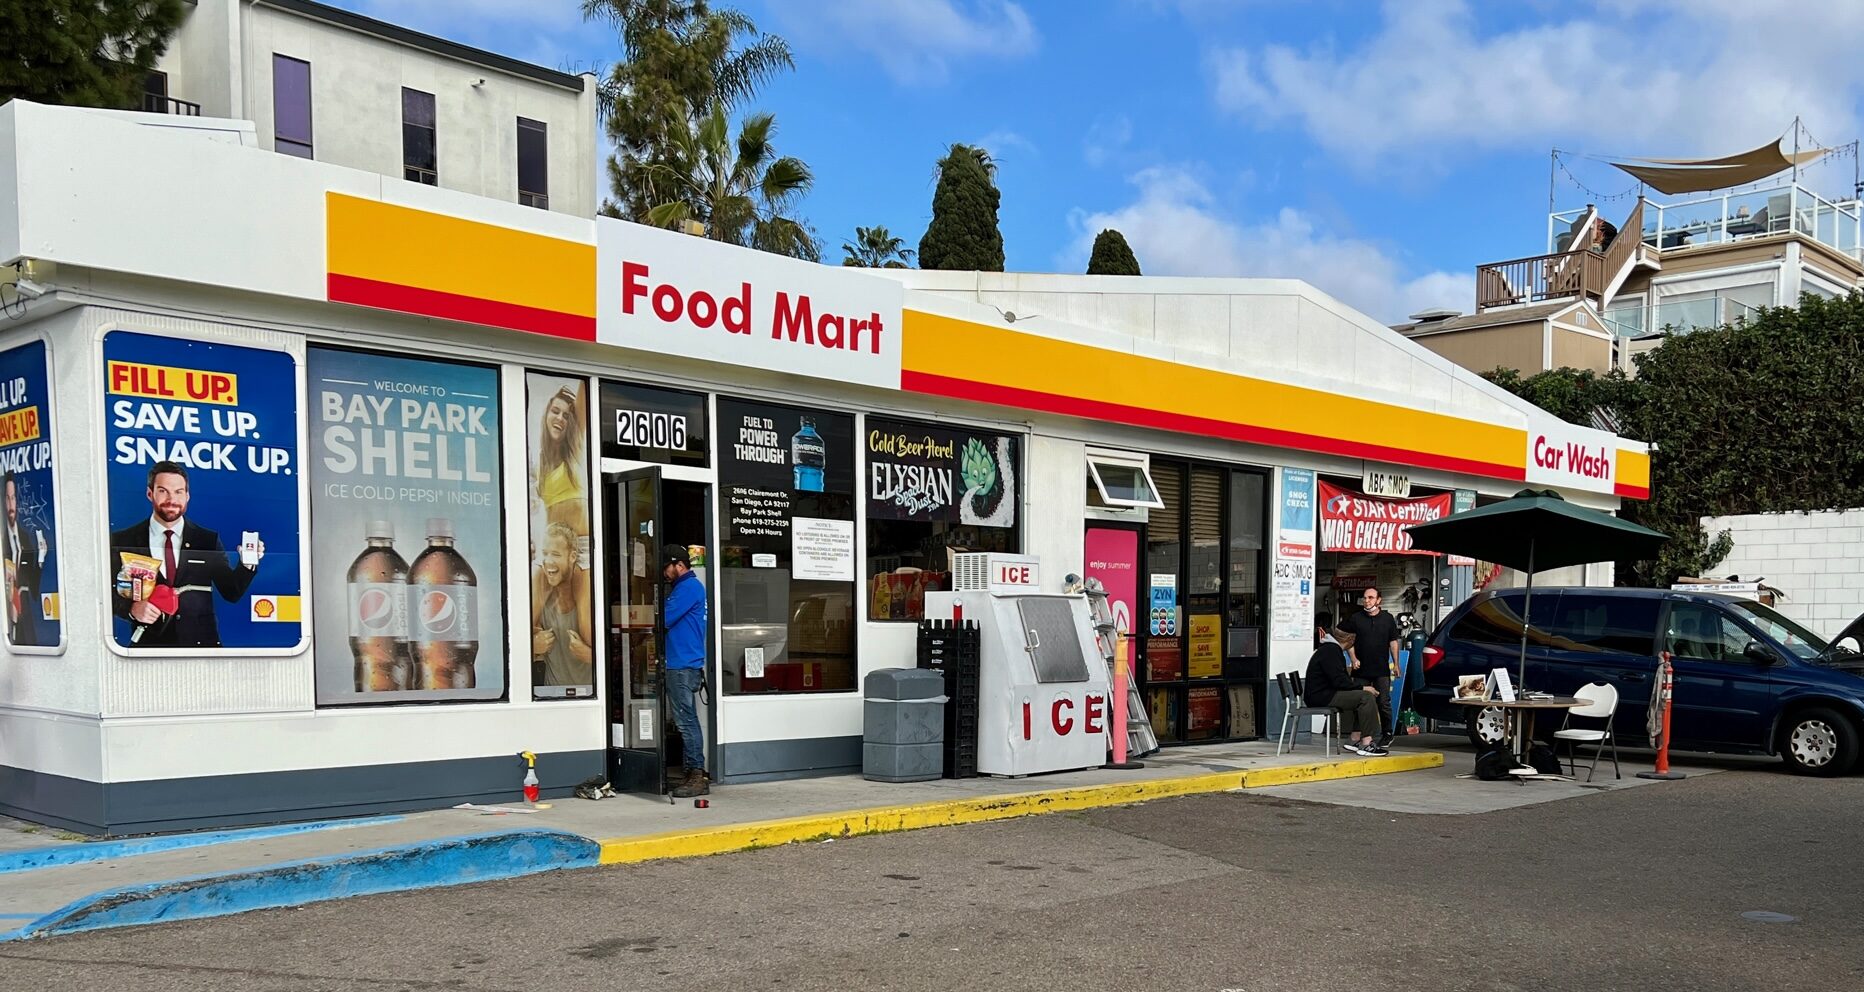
[
  {"x1": 1086, "y1": 229, "x2": 1142, "y2": 275},
  {"x1": 918, "y1": 144, "x2": 1005, "y2": 271}
]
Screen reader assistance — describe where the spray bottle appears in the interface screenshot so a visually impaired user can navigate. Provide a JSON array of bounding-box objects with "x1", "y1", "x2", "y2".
[{"x1": 518, "y1": 751, "x2": 540, "y2": 803}]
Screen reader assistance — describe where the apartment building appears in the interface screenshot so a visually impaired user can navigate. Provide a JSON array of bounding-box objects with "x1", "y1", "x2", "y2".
[
  {"x1": 1398, "y1": 137, "x2": 1864, "y2": 375},
  {"x1": 143, "y1": 0, "x2": 599, "y2": 217}
]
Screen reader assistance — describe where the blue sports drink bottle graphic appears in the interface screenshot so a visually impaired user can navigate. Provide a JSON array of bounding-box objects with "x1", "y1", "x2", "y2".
[{"x1": 791, "y1": 417, "x2": 825, "y2": 491}]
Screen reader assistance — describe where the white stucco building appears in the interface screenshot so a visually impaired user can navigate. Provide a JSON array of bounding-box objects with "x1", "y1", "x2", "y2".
[{"x1": 146, "y1": 0, "x2": 599, "y2": 217}]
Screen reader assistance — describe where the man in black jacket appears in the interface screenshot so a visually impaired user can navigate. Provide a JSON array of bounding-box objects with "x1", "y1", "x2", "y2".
[
  {"x1": 4, "y1": 473, "x2": 43, "y2": 646},
  {"x1": 1304, "y1": 628, "x2": 1386, "y2": 755},
  {"x1": 109, "y1": 461, "x2": 262, "y2": 648}
]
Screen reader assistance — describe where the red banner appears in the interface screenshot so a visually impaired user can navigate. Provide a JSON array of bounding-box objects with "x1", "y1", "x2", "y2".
[{"x1": 1319, "y1": 482, "x2": 1452, "y2": 555}]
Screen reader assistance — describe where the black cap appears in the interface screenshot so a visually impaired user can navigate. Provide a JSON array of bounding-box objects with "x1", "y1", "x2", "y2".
[{"x1": 661, "y1": 543, "x2": 691, "y2": 565}]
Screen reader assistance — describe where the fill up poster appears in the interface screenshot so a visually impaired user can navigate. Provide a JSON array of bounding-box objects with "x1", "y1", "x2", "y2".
[
  {"x1": 0, "y1": 340, "x2": 60, "y2": 649},
  {"x1": 102, "y1": 331, "x2": 301, "y2": 650},
  {"x1": 527, "y1": 373, "x2": 594, "y2": 699},
  {"x1": 309, "y1": 348, "x2": 505, "y2": 704}
]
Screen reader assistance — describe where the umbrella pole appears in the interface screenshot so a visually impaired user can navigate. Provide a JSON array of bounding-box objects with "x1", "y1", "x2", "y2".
[{"x1": 1518, "y1": 539, "x2": 1536, "y2": 692}]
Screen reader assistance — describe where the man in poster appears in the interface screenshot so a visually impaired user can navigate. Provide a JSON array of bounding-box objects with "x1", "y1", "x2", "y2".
[
  {"x1": 109, "y1": 461, "x2": 264, "y2": 648},
  {"x1": 4, "y1": 473, "x2": 43, "y2": 646}
]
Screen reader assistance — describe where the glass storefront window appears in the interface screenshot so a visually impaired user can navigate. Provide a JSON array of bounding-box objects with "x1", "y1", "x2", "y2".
[
  {"x1": 1144, "y1": 462, "x2": 1182, "y2": 682},
  {"x1": 864, "y1": 417, "x2": 1021, "y2": 621},
  {"x1": 717, "y1": 397, "x2": 857, "y2": 694},
  {"x1": 1137, "y1": 458, "x2": 1270, "y2": 745}
]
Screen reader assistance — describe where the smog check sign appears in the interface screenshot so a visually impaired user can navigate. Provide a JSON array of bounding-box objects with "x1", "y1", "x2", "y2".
[{"x1": 595, "y1": 219, "x2": 904, "y2": 391}]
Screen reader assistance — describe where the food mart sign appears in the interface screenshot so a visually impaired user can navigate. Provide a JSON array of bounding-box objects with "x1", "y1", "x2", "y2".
[{"x1": 596, "y1": 219, "x2": 904, "y2": 390}]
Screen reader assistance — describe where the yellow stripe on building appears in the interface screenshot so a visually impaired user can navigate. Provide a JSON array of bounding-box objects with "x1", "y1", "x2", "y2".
[
  {"x1": 326, "y1": 193, "x2": 595, "y2": 318},
  {"x1": 1617, "y1": 449, "x2": 1652, "y2": 492},
  {"x1": 902, "y1": 311, "x2": 1526, "y2": 472}
]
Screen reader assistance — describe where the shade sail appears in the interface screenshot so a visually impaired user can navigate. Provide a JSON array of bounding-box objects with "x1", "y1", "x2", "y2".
[
  {"x1": 1403, "y1": 490, "x2": 1668, "y2": 572},
  {"x1": 1612, "y1": 139, "x2": 1829, "y2": 195}
]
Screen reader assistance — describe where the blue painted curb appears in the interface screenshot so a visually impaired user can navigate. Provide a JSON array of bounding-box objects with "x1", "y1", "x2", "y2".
[
  {"x1": 0, "y1": 815, "x2": 406, "y2": 875},
  {"x1": 0, "y1": 828, "x2": 598, "y2": 942}
]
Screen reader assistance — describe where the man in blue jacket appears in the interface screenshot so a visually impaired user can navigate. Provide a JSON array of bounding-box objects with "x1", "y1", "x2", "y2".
[{"x1": 662, "y1": 543, "x2": 710, "y2": 797}]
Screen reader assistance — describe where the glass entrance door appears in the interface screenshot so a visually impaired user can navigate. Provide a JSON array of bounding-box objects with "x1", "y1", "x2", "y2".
[{"x1": 604, "y1": 468, "x2": 669, "y2": 794}]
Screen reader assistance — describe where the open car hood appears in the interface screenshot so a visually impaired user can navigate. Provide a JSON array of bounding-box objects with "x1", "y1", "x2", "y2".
[{"x1": 1827, "y1": 611, "x2": 1864, "y2": 661}]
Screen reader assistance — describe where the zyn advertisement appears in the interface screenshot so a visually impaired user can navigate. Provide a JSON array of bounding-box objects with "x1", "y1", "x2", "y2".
[
  {"x1": 309, "y1": 347, "x2": 505, "y2": 704},
  {"x1": 0, "y1": 340, "x2": 60, "y2": 649},
  {"x1": 103, "y1": 330, "x2": 301, "y2": 650}
]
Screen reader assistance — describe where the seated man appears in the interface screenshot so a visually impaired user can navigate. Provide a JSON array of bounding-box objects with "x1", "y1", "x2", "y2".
[{"x1": 1303, "y1": 628, "x2": 1386, "y2": 756}]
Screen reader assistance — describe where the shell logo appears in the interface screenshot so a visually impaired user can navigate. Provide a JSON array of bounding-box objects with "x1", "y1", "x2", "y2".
[{"x1": 253, "y1": 597, "x2": 277, "y2": 619}]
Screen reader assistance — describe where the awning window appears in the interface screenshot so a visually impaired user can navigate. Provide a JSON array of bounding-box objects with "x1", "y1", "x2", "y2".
[{"x1": 1087, "y1": 450, "x2": 1164, "y2": 509}]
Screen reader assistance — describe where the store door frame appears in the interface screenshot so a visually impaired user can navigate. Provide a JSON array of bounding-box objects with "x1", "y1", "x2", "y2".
[{"x1": 599, "y1": 458, "x2": 717, "y2": 795}]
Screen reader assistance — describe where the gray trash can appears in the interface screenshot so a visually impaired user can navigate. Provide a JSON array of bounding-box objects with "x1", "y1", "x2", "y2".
[{"x1": 863, "y1": 668, "x2": 949, "y2": 783}]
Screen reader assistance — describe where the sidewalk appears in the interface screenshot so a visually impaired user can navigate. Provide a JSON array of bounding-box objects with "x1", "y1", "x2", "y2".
[{"x1": 0, "y1": 742, "x2": 1438, "y2": 941}]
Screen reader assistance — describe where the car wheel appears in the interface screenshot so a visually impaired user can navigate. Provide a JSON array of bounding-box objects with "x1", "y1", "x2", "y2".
[
  {"x1": 1465, "y1": 705, "x2": 1507, "y2": 749},
  {"x1": 1779, "y1": 707, "x2": 1859, "y2": 777}
]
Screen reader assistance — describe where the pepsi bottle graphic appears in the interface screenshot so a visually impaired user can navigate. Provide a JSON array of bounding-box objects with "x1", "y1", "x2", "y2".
[
  {"x1": 347, "y1": 520, "x2": 411, "y2": 691},
  {"x1": 409, "y1": 518, "x2": 479, "y2": 690},
  {"x1": 791, "y1": 417, "x2": 825, "y2": 492}
]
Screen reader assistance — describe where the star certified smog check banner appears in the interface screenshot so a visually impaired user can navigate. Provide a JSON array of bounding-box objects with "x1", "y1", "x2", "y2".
[{"x1": 1317, "y1": 481, "x2": 1452, "y2": 556}]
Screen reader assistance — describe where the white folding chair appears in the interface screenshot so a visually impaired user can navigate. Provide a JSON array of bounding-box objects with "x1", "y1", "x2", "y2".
[{"x1": 1554, "y1": 682, "x2": 1620, "y2": 781}]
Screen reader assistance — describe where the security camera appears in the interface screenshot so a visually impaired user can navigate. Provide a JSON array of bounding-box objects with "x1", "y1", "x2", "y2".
[
  {"x1": 11, "y1": 277, "x2": 45, "y2": 300},
  {"x1": 472, "y1": 77, "x2": 486, "y2": 87}
]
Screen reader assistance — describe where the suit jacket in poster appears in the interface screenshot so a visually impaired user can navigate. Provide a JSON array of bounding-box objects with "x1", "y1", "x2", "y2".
[
  {"x1": 4, "y1": 524, "x2": 41, "y2": 646},
  {"x1": 109, "y1": 519, "x2": 256, "y2": 648}
]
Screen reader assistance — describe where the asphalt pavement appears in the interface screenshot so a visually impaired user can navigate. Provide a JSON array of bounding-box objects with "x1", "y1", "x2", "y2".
[{"x1": 2, "y1": 759, "x2": 1858, "y2": 991}]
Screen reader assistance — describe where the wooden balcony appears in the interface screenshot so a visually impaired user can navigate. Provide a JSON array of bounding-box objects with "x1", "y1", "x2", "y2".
[{"x1": 1475, "y1": 249, "x2": 1604, "y2": 311}]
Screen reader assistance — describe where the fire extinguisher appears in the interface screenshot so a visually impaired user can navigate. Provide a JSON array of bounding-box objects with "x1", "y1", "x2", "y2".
[{"x1": 518, "y1": 751, "x2": 540, "y2": 802}]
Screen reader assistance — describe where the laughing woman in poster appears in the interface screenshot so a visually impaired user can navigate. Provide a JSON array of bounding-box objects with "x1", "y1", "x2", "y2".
[
  {"x1": 531, "y1": 384, "x2": 588, "y2": 554},
  {"x1": 531, "y1": 523, "x2": 593, "y2": 687}
]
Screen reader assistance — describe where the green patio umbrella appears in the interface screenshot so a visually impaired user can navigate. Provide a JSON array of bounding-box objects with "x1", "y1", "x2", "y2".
[{"x1": 1403, "y1": 489, "x2": 1669, "y2": 689}]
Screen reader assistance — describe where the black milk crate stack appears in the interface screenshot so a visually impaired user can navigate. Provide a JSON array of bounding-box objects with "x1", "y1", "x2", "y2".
[{"x1": 917, "y1": 619, "x2": 981, "y2": 778}]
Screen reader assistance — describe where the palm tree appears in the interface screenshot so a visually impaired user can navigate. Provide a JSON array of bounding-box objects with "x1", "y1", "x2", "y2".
[
  {"x1": 841, "y1": 226, "x2": 915, "y2": 268},
  {"x1": 644, "y1": 103, "x2": 818, "y2": 261}
]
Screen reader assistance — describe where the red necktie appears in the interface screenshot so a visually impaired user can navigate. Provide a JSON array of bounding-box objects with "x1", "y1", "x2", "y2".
[{"x1": 163, "y1": 530, "x2": 177, "y2": 587}]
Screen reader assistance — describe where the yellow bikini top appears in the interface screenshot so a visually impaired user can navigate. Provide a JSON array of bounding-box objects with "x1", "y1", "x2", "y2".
[{"x1": 538, "y1": 464, "x2": 580, "y2": 507}]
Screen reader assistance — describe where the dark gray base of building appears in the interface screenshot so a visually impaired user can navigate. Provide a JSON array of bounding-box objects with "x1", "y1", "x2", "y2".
[
  {"x1": 0, "y1": 750, "x2": 605, "y2": 837},
  {"x1": 717, "y1": 735, "x2": 860, "y2": 784}
]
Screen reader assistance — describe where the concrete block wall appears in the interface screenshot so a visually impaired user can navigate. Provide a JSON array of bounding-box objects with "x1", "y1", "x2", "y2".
[{"x1": 1701, "y1": 509, "x2": 1864, "y2": 637}]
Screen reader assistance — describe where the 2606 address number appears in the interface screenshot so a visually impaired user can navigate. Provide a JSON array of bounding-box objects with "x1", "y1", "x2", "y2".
[{"x1": 614, "y1": 409, "x2": 688, "y2": 450}]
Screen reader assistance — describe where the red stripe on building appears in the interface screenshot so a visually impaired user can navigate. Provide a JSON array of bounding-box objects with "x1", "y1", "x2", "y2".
[
  {"x1": 327, "y1": 273, "x2": 596, "y2": 342},
  {"x1": 1614, "y1": 482, "x2": 1651, "y2": 499},
  {"x1": 902, "y1": 369, "x2": 1528, "y2": 484}
]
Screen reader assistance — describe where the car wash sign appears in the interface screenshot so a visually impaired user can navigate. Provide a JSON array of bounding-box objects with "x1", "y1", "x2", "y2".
[
  {"x1": 1318, "y1": 481, "x2": 1452, "y2": 555},
  {"x1": 1525, "y1": 417, "x2": 1619, "y2": 494},
  {"x1": 596, "y1": 218, "x2": 904, "y2": 391}
]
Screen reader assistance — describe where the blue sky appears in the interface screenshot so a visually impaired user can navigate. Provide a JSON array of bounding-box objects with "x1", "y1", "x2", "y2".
[{"x1": 337, "y1": 1, "x2": 1864, "y2": 323}]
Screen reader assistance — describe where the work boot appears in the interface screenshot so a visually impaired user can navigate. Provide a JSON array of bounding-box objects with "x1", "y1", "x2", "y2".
[{"x1": 672, "y1": 769, "x2": 710, "y2": 798}]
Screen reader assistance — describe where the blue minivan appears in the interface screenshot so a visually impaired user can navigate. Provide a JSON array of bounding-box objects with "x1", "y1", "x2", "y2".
[{"x1": 1415, "y1": 587, "x2": 1864, "y2": 776}]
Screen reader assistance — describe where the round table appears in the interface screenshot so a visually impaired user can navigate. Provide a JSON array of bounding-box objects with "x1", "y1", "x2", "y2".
[{"x1": 1451, "y1": 696, "x2": 1583, "y2": 765}]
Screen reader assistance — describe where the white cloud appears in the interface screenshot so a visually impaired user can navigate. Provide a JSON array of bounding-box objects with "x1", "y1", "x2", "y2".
[
  {"x1": 1083, "y1": 114, "x2": 1132, "y2": 166},
  {"x1": 1208, "y1": 0, "x2": 1864, "y2": 168},
  {"x1": 770, "y1": 1, "x2": 1039, "y2": 84},
  {"x1": 977, "y1": 128, "x2": 1038, "y2": 159},
  {"x1": 1067, "y1": 168, "x2": 1473, "y2": 323}
]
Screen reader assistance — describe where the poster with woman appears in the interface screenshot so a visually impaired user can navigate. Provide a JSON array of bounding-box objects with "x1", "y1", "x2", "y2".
[{"x1": 527, "y1": 373, "x2": 594, "y2": 698}]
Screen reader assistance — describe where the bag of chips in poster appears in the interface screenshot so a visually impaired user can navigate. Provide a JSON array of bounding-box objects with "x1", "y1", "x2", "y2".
[{"x1": 116, "y1": 552, "x2": 160, "y2": 601}]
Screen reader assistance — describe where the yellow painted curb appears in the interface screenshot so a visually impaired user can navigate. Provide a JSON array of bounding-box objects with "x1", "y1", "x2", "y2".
[{"x1": 597, "y1": 751, "x2": 1441, "y2": 866}]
